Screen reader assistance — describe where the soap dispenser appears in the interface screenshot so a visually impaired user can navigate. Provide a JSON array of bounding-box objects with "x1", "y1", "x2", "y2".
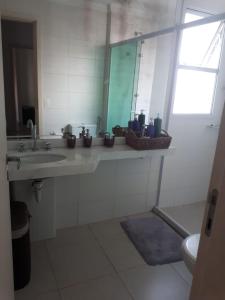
[
  {"x1": 79, "y1": 126, "x2": 86, "y2": 138},
  {"x1": 83, "y1": 129, "x2": 92, "y2": 148}
]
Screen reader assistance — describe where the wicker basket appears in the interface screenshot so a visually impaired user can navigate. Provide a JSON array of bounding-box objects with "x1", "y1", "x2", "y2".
[{"x1": 126, "y1": 129, "x2": 172, "y2": 150}]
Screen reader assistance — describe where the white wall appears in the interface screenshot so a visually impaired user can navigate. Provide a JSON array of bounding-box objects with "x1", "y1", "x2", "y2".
[
  {"x1": 158, "y1": 1, "x2": 225, "y2": 208},
  {"x1": 41, "y1": 2, "x2": 107, "y2": 135},
  {"x1": 110, "y1": 0, "x2": 178, "y2": 43},
  {"x1": 183, "y1": 0, "x2": 225, "y2": 14},
  {"x1": 0, "y1": 11, "x2": 14, "y2": 300}
]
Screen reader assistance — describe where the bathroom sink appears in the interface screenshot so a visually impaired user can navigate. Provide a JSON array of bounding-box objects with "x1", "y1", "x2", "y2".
[{"x1": 21, "y1": 153, "x2": 66, "y2": 164}]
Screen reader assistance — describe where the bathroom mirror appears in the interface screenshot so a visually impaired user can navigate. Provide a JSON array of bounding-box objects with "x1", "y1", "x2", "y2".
[
  {"x1": 1, "y1": 0, "x2": 179, "y2": 140},
  {"x1": 1, "y1": 18, "x2": 38, "y2": 138}
]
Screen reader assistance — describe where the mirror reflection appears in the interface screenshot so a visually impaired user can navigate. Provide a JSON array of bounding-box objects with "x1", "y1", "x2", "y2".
[
  {"x1": 1, "y1": 19, "x2": 38, "y2": 138},
  {"x1": 1, "y1": 0, "x2": 180, "y2": 140}
]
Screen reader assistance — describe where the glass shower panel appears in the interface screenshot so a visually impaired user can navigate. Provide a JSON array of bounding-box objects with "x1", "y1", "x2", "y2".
[
  {"x1": 135, "y1": 32, "x2": 175, "y2": 126},
  {"x1": 107, "y1": 42, "x2": 140, "y2": 132}
]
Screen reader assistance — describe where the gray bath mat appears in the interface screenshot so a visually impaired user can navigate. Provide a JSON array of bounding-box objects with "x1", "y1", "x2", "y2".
[{"x1": 121, "y1": 216, "x2": 183, "y2": 266}]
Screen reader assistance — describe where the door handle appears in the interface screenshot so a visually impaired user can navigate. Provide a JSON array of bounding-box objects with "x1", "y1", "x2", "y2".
[{"x1": 205, "y1": 189, "x2": 218, "y2": 237}]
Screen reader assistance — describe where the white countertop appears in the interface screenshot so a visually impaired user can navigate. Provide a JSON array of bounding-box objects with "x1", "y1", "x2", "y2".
[{"x1": 8, "y1": 145, "x2": 175, "y2": 181}]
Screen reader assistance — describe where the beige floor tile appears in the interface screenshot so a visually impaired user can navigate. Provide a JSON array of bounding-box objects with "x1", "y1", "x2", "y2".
[
  {"x1": 47, "y1": 241, "x2": 115, "y2": 288},
  {"x1": 119, "y1": 264, "x2": 190, "y2": 300},
  {"x1": 90, "y1": 216, "x2": 146, "y2": 271},
  {"x1": 101, "y1": 238, "x2": 146, "y2": 271},
  {"x1": 162, "y1": 202, "x2": 205, "y2": 234},
  {"x1": 90, "y1": 217, "x2": 128, "y2": 243},
  {"x1": 60, "y1": 275, "x2": 132, "y2": 300},
  {"x1": 37, "y1": 291, "x2": 61, "y2": 300},
  {"x1": 15, "y1": 290, "x2": 61, "y2": 300},
  {"x1": 171, "y1": 261, "x2": 193, "y2": 286},
  {"x1": 46, "y1": 225, "x2": 96, "y2": 251},
  {"x1": 15, "y1": 241, "x2": 57, "y2": 299}
]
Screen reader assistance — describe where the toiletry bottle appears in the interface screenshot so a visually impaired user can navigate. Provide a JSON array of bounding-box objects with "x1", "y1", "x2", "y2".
[
  {"x1": 138, "y1": 110, "x2": 145, "y2": 127},
  {"x1": 79, "y1": 126, "x2": 86, "y2": 138},
  {"x1": 147, "y1": 118, "x2": 155, "y2": 138},
  {"x1": 154, "y1": 113, "x2": 162, "y2": 137},
  {"x1": 132, "y1": 114, "x2": 140, "y2": 132},
  {"x1": 128, "y1": 111, "x2": 135, "y2": 129},
  {"x1": 128, "y1": 119, "x2": 133, "y2": 129},
  {"x1": 83, "y1": 129, "x2": 92, "y2": 148},
  {"x1": 128, "y1": 120, "x2": 134, "y2": 129}
]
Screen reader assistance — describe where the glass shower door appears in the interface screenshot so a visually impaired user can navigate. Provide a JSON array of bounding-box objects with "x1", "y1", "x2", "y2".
[{"x1": 106, "y1": 42, "x2": 140, "y2": 132}]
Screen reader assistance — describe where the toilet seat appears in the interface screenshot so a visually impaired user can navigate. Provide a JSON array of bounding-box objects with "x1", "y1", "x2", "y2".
[{"x1": 182, "y1": 234, "x2": 200, "y2": 274}]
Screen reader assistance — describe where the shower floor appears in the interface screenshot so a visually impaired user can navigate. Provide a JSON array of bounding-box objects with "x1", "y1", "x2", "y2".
[{"x1": 160, "y1": 202, "x2": 206, "y2": 235}]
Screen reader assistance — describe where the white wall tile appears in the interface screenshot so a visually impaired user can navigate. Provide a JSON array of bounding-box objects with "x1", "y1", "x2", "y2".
[
  {"x1": 114, "y1": 193, "x2": 147, "y2": 218},
  {"x1": 13, "y1": 179, "x2": 56, "y2": 241},
  {"x1": 55, "y1": 176, "x2": 79, "y2": 229},
  {"x1": 43, "y1": 74, "x2": 68, "y2": 94}
]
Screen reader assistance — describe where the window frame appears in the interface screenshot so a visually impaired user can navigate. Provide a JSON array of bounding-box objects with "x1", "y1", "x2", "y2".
[{"x1": 171, "y1": 8, "x2": 224, "y2": 117}]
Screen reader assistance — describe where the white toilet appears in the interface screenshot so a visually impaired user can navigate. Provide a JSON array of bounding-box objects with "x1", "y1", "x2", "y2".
[{"x1": 182, "y1": 234, "x2": 200, "y2": 274}]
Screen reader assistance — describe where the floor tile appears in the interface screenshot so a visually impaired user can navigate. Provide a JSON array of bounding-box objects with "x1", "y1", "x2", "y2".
[
  {"x1": 162, "y1": 202, "x2": 205, "y2": 234},
  {"x1": 171, "y1": 261, "x2": 193, "y2": 286},
  {"x1": 101, "y1": 238, "x2": 146, "y2": 271},
  {"x1": 37, "y1": 291, "x2": 61, "y2": 300},
  {"x1": 47, "y1": 241, "x2": 115, "y2": 288},
  {"x1": 16, "y1": 290, "x2": 61, "y2": 300},
  {"x1": 90, "y1": 217, "x2": 128, "y2": 243},
  {"x1": 46, "y1": 225, "x2": 96, "y2": 251},
  {"x1": 15, "y1": 241, "x2": 57, "y2": 299},
  {"x1": 60, "y1": 275, "x2": 132, "y2": 300},
  {"x1": 119, "y1": 264, "x2": 190, "y2": 300}
]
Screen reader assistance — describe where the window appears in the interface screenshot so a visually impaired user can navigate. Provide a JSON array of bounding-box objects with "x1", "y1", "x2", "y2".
[{"x1": 172, "y1": 10, "x2": 225, "y2": 115}]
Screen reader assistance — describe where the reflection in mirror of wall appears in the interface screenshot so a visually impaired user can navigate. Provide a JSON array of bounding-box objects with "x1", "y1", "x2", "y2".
[{"x1": 1, "y1": 19, "x2": 38, "y2": 138}]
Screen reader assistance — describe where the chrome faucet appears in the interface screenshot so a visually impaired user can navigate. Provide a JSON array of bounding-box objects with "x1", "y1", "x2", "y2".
[{"x1": 27, "y1": 119, "x2": 38, "y2": 151}]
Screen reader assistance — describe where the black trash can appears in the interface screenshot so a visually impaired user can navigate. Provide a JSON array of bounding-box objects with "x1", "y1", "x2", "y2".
[{"x1": 11, "y1": 201, "x2": 31, "y2": 290}]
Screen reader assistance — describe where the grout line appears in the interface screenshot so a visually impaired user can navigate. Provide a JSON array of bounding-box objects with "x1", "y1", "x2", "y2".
[
  {"x1": 43, "y1": 240, "x2": 63, "y2": 299},
  {"x1": 88, "y1": 223, "x2": 118, "y2": 274},
  {"x1": 117, "y1": 271, "x2": 137, "y2": 300},
  {"x1": 43, "y1": 238, "x2": 112, "y2": 291},
  {"x1": 170, "y1": 263, "x2": 193, "y2": 287},
  {"x1": 88, "y1": 223, "x2": 136, "y2": 300}
]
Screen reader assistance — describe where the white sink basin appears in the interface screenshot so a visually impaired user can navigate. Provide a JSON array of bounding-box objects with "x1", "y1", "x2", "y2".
[{"x1": 21, "y1": 153, "x2": 66, "y2": 164}]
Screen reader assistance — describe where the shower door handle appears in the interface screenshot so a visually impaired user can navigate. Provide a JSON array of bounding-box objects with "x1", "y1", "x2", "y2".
[{"x1": 205, "y1": 189, "x2": 218, "y2": 237}]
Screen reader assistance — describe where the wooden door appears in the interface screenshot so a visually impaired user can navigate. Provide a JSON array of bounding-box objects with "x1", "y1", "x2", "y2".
[
  {"x1": 190, "y1": 103, "x2": 225, "y2": 299},
  {"x1": 0, "y1": 14, "x2": 15, "y2": 300}
]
